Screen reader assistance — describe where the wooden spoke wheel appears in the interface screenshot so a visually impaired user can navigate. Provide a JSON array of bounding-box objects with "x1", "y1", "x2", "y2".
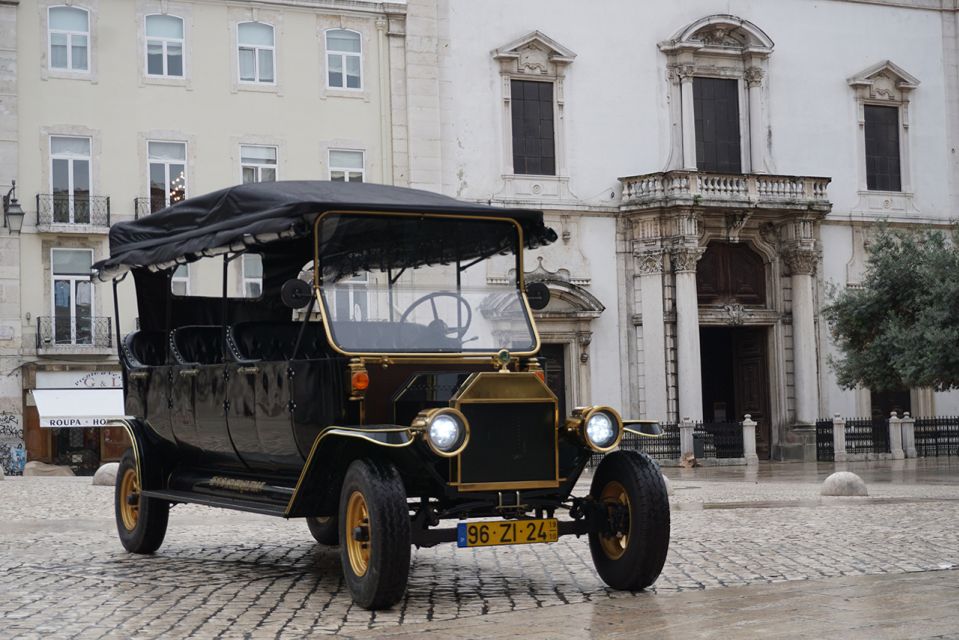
[{"x1": 114, "y1": 448, "x2": 169, "y2": 554}]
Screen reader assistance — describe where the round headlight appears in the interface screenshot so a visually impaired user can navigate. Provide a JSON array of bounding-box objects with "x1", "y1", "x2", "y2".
[
  {"x1": 586, "y1": 412, "x2": 617, "y2": 449},
  {"x1": 429, "y1": 414, "x2": 462, "y2": 452}
]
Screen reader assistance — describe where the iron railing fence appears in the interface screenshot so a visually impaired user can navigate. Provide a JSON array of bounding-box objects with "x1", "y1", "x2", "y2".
[
  {"x1": 914, "y1": 417, "x2": 959, "y2": 457},
  {"x1": 589, "y1": 420, "x2": 745, "y2": 467},
  {"x1": 698, "y1": 421, "x2": 745, "y2": 458},
  {"x1": 36, "y1": 316, "x2": 113, "y2": 351},
  {"x1": 844, "y1": 417, "x2": 890, "y2": 456},
  {"x1": 134, "y1": 196, "x2": 168, "y2": 219},
  {"x1": 589, "y1": 423, "x2": 681, "y2": 468},
  {"x1": 816, "y1": 418, "x2": 834, "y2": 461},
  {"x1": 36, "y1": 194, "x2": 111, "y2": 227}
]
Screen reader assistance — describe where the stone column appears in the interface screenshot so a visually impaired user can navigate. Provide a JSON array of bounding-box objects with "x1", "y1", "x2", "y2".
[
  {"x1": 742, "y1": 414, "x2": 759, "y2": 465},
  {"x1": 745, "y1": 66, "x2": 766, "y2": 174},
  {"x1": 832, "y1": 414, "x2": 847, "y2": 462},
  {"x1": 672, "y1": 246, "x2": 704, "y2": 422},
  {"x1": 679, "y1": 416, "x2": 696, "y2": 459},
  {"x1": 784, "y1": 248, "x2": 819, "y2": 426},
  {"x1": 888, "y1": 412, "x2": 904, "y2": 460},
  {"x1": 679, "y1": 65, "x2": 697, "y2": 171},
  {"x1": 637, "y1": 250, "x2": 667, "y2": 420},
  {"x1": 900, "y1": 412, "x2": 917, "y2": 458}
]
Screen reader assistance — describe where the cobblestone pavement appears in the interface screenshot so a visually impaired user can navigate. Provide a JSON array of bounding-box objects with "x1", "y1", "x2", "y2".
[{"x1": 1, "y1": 459, "x2": 957, "y2": 639}]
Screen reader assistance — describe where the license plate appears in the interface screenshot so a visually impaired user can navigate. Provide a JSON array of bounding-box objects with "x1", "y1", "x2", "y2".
[{"x1": 457, "y1": 518, "x2": 558, "y2": 548}]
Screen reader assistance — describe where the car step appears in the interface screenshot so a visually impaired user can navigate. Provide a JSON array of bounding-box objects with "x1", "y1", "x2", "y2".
[{"x1": 139, "y1": 489, "x2": 289, "y2": 517}]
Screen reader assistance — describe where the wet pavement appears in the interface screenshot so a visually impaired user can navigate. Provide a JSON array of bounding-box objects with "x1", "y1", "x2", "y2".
[{"x1": 0, "y1": 458, "x2": 957, "y2": 638}]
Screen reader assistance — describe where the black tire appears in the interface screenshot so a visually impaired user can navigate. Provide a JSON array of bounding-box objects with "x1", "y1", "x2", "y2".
[
  {"x1": 114, "y1": 448, "x2": 169, "y2": 554},
  {"x1": 338, "y1": 458, "x2": 411, "y2": 610},
  {"x1": 588, "y1": 450, "x2": 670, "y2": 590},
  {"x1": 306, "y1": 516, "x2": 339, "y2": 545}
]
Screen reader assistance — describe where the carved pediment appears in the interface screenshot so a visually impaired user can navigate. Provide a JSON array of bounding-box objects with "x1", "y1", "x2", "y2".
[
  {"x1": 659, "y1": 14, "x2": 774, "y2": 55},
  {"x1": 848, "y1": 60, "x2": 919, "y2": 101},
  {"x1": 493, "y1": 31, "x2": 576, "y2": 77}
]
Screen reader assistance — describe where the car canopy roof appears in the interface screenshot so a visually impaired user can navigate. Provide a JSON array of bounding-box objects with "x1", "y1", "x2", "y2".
[{"x1": 92, "y1": 180, "x2": 556, "y2": 281}]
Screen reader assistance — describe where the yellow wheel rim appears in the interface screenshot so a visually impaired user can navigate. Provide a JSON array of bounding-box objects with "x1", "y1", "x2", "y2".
[
  {"x1": 599, "y1": 480, "x2": 630, "y2": 560},
  {"x1": 345, "y1": 490, "x2": 371, "y2": 577},
  {"x1": 119, "y1": 467, "x2": 140, "y2": 531}
]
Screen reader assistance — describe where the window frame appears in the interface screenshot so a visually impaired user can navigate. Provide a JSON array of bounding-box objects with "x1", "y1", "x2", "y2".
[
  {"x1": 49, "y1": 135, "x2": 92, "y2": 224},
  {"x1": 240, "y1": 144, "x2": 278, "y2": 184},
  {"x1": 509, "y1": 78, "x2": 557, "y2": 177},
  {"x1": 48, "y1": 5, "x2": 90, "y2": 73},
  {"x1": 50, "y1": 247, "x2": 95, "y2": 345},
  {"x1": 236, "y1": 21, "x2": 276, "y2": 85},
  {"x1": 692, "y1": 76, "x2": 744, "y2": 174},
  {"x1": 144, "y1": 14, "x2": 185, "y2": 78},
  {"x1": 863, "y1": 103, "x2": 902, "y2": 192},
  {"x1": 147, "y1": 140, "x2": 188, "y2": 209},
  {"x1": 324, "y1": 28, "x2": 363, "y2": 91},
  {"x1": 328, "y1": 149, "x2": 365, "y2": 183}
]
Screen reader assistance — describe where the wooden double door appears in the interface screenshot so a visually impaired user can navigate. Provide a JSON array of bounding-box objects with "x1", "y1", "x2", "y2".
[{"x1": 700, "y1": 327, "x2": 771, "y2": 458}]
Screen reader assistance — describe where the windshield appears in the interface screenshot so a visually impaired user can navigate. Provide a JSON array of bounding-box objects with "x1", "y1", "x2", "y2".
[{"x1": 316, "y1": 213, "x2": 537, "y2": 354}]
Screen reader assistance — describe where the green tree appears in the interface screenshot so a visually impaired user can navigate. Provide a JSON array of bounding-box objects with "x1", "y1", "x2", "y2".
[{"x1": 824, "y1": 225, "x2": 959, "y2": 391}]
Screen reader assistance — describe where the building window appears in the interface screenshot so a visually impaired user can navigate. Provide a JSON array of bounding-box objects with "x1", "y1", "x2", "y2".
[
  {"x1": 51, "y1": 248, "x2": 93, "y2": 345},
  {"x1": 864, "y1": 105, "x2": 901, "y2": 192},
  {"x1": 50, "y1": 136, "x2": 91, "y2": 224},
  {"x1": 145, "y1": 14, "x2": 184, "y2": 77},
  {"x1": 510, "y1": 80, "x2": 555, "y2": 176},
  {"x1": 237, "y1": 22, "x2": 274, "y2": 84},
  {"x1": 693, "y1": 77, "x2": 742, "y2": 173},
  {"x1": 170, "y1": 264, "x2": 189, "y2": 296},
  {"x1": 326, "y1": 29, "x2": 361, "y2": 90},
  {"x1": 241, "y1": 145, "x2": 277, "y2": 183},
  {"x1": 148, "y1": 141, "x2": 187, "y2": 208},
  {"x1": 242, "y1": 254, "x2": 263, "y2": 298},
  {"x1": 329, "y1": 150, "x2": 364, "y2": 182},
  {"x1": 49, "y1": 6, "x2": 89, "y2": 72},
  {"x1": 334, "y1": 273, "x2": 367, "y2": 321}
]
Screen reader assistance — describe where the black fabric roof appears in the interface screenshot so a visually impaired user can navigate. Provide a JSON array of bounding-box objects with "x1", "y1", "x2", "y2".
[{"x1": 93, "y1": 181, "x2": 556, "y2": 277}]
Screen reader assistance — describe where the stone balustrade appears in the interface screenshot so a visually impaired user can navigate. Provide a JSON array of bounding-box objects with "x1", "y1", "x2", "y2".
[{"x1": 620, "y1": 170, "x2": 831, "y2": 209}]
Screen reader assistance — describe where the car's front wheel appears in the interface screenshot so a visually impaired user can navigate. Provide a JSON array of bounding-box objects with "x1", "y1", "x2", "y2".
[
  {"x1": 338, "y1": 459, "x2": 411, "y2": 610},
  {"x1": 588, "y1": 450, "x2": 670, "y2": 590},
  {"x1": 115, "y1": 448, "x2": 169, "y2": 554}
]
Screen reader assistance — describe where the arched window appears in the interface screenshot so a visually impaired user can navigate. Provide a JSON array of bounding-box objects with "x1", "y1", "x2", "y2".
[
  {"x1": 325, "y1": 29, "x2": 361, "y2": 89},
  {"x1": 145, "y1": 15, "x2": 184, "y2": 77},
  {"x1": 238, "y1": 22, "x2": 275, "y2": 84},
  {"x1": 49, "y1": 6, "x2": 89, "y2": 71}
]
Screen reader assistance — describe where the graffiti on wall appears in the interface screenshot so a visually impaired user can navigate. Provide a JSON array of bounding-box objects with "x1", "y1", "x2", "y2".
[{"x1": 0, "y1": 411, "x2": 25, "y2": 476}]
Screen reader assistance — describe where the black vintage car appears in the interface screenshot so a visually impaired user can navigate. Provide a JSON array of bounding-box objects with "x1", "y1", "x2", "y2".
[{"x1": 94, "y1": 181, "x2": 670, "y2": 610}]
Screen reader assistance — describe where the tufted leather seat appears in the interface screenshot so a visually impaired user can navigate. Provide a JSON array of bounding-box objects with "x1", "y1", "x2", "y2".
[
  {"x1": 170, "y1": 325, "x2": 224, "y2": 365},
  {"x1": 227, "y1": 321, "x2": 332, "y2": 362},
  {"x1": 122, "y1": 330, "x2": 168, "y2": 368}
]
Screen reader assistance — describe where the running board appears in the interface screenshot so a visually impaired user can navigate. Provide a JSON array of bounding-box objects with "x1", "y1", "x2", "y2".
[{"x1": 140, "y1": 489, "x2": 288, "y2": 517}]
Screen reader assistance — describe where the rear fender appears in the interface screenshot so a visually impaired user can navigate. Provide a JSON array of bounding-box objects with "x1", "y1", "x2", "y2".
[{"x1": 105, "y1": 418, "x2": 171, "y2": 490}]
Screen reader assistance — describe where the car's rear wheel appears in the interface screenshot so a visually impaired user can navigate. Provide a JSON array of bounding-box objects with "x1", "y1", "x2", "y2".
[
  {"x1": 306, "y1": 516, "x2": 339, "y2": 545},
  {"x1": 588, "y1": 450, "x2": 670, "y2": 590},
  {"x1": 338, "y1": 459, "x2": 411, "y2": 610},
  {"x1": 115, "y1": 448, "x2": 169, "y2": 554}
]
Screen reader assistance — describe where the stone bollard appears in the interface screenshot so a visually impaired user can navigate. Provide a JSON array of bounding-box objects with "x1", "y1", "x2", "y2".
[
  {"x1": 888, "y1": 411, "x2": 904, "y2": 460},
  {"x1": 679, "y1": 417, "x2": 696, "y2": 461},
  {"x1": 821, "y1": 471, "x2": 868, "y2": 496},
  {"x1": 93, "y1": 462, "x2": 119, "y2": 486},
  {"x1": 741, "y1": 414, "x2": 759, "y2": 466},
  {"x1": 832, "y1": 414, "x2": 847, "y2": 462},
  {"x1": 900, "y1": 412, "x2": 917, "y2": 458}
]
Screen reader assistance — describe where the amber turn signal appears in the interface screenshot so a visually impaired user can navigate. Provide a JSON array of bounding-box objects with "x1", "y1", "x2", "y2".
[
  {"x1": 351, "y1": 369, "x2": 370, "y2": 392},
  {"x1": 532, "y1": 369, "x2": 545, "y2": 382}
]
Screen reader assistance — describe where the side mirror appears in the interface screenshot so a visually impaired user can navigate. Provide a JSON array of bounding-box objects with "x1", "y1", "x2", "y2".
[
  {"x1": 281, "y1": 279, "x2": 313, "y2": 309},
  {"x1": 525, "y1": 281, "x2": 550, "y2": 310}
]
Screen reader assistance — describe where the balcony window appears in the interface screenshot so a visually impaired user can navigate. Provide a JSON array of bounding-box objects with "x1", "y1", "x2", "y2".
[
  {"x1": 326, "y1": 29, "x2": 361, "y2": 90},
  {"x1": 694, "y1": 77, "x2": 742, "y2": 174},
  {"x1": 50, "y1": 136, "x2": 91, "y2": 224},
  {"x1": 148, "y1": 141, "x2": 187, "y2": 209},
  {"x1": 49, "y1": 6, "x2": 89, "y2": 72},
  {"x1": 51, "y1": 248, "x2": 93, "y2": 345},
  {"x1": 241, "y1": 145, "x2": 277, "y2": 183},
  {"x1": 146, "y1": 14, "x2": 184, "y2": 77},
  {"x1": 329, "y1": 149, "x2": 364, "y2": 182},
  {"x1": 238, "y1": 22, "x2": 275, "y2": 84}
]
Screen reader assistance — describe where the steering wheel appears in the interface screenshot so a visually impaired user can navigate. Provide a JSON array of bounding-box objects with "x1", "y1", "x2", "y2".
[{"x1": 398, "y1": 292, "x2": 473, "y2": 340}]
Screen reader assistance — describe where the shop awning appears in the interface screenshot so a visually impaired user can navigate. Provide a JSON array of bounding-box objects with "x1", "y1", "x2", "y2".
[{"x1": 31, "y1": 389, "x2": 127, "y2": 428}]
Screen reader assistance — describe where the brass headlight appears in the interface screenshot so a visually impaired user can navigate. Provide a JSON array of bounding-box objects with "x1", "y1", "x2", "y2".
[
  {"x1": 569, "y1": 406, "x2": 623, "y2": 453},
  {"x1": 411, "y1": 407, "x2": 470, "y2": 457}
]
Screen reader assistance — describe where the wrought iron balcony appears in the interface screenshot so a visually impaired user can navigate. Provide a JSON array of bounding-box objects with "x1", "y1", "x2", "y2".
[
  {"x1": 36, "y1": 194, "x2": 111, "y2": 231},
  {"x1": 134, "y1": 196, "x2": 169, "y2": 219},
  {"x1": 620, "y1": 170, "x2": 831, "y2": 212},
  {"x1": 36, "y1": 316, "x2": 114, "y2": 354}
]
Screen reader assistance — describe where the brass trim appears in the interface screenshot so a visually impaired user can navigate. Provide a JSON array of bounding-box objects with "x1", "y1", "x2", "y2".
[
  {"x1": 450, "y1": 480, "x2": 561, "y2": 492},
  {"x1": 410, "y1": 407, "x2": 471, "y2": 458},
  {"x1": 105, "y1": 419, "x2": 141, "y2": 484},
  {"x1": 624, "y1": 424, "x2": 665, "y2": 438},
  {"x1": 569, "y1": 406, "x2": 625, "y2": 453},
  {"x1": 285, "y1": 425, "x2": 416, "y2": 515},
  {"x1": 311, "y1": 209, "x2": 540, "y2": 359}
]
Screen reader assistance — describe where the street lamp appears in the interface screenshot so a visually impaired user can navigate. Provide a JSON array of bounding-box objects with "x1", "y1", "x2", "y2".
[{"x1": 2, "y1": 180, "x2": 25, "y2": 235}]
